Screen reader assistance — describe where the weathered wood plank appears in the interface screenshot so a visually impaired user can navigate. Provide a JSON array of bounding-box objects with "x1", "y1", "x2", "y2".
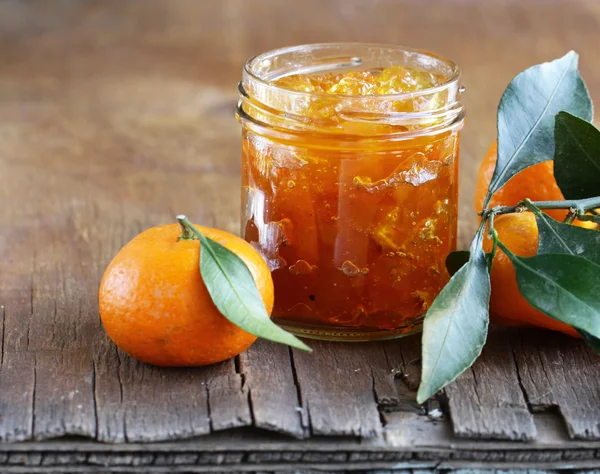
[
  {"x1": 0, "y1": 412, "x2": 599, "y2": 470},
  {"x1": 381, "y1": 334, "x2": 423, "y2": 415},
  {"x1": 0, "y1": 243, "x2": 34, "y2": 354},
  {"x1": 95, "y1": 326, "x2": 219, "y2": 442},
  {"x1": 98, "y1": 341, "x2": 252, "y2": 442},
  {"x1": 0, "y1": 415, "x2": 600, "y2": 471},
  {"x1": 238, "y1": 339, "x2": 306, "y2": 438},
  {"x1": 383, "y1": 334, "x2": 423, "y2": 393},
  {"x1": 33, "y1": 350, "x2": 96, "y2": 440},
  {"x1": 513, "y1": 330, "x2": 600, "y2": 440},
  {"x1": 290, "y1": 341, "x2": 385, "y2": 438},
  {"x1": 115, "y1": 356, "x2": 211, "y2": 442},
  {"x1": 0, "y1": 263, "x2": 37, "y2": 451},
  {"x1": 343, "y1": 341, "x2": 402, "y2": 413},
  {"x1": 445, "y1": 331, "x2": 537, "y2": 441},
  {"x1": 205, "y1": 366, "x2": 252, "y2": 432},
  {"x1": 92, "y1": 344, "x2": 127, "y2": 443},
  {"x1": 0, "y1": 352, "x2": 35, "y2": 442}
]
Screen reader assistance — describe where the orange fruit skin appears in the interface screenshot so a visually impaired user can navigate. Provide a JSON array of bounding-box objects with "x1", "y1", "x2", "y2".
[
  {"x1": 99, "y1": 224, "x2": 274, "y2": 367},
  {"x1": 475, "y1": 141, "x2": 568, "y2": 221},
  {"x1": 483, "y1": 213, "x2": 579, "y2": 338}
]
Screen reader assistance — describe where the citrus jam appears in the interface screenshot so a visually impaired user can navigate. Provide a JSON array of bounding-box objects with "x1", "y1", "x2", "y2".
[{"x1": 237, "y1": 44, "x2": 465, "y2": 340}]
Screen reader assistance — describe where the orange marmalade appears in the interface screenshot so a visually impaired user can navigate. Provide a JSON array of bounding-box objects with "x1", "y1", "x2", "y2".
[{"x1": 237, "y1": 44, "x2": 465, "y2": 340}]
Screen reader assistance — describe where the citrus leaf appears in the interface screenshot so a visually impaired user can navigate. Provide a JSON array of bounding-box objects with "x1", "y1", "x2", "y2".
[
  {"x1": 554, "y1": 111, "x2": 600, "y2": 200},
  {"x1": 528, "y1": 210, "x2": 600, "y2": 355},
  {"x1": 445, "y1": 250, "x2": 470, "y2": 276},
  {"x1": 487, "y1": 51, "x2": 592, "y2": 203},
  {"x1": 499, "y1": 246, "x2": 600, "y2": 339},
  {"x1": 417, "y1": 229, "x2": 490, "y2": 404},
  {"x1": 578, "y1": 330, "x2": 600, "y2": 355},
  {"x1": 532, "y1": 208, "x2": 600, "y2": 265},
  {"x1": 197, "y1": 233, "x2": 311, "y2": 351},
  {"x1": 176, "y1": 217, "x2": 311, "y2": 352}
]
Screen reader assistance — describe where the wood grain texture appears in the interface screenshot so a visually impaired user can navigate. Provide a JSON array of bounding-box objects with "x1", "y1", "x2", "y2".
[
  {"x1": 0, "y1": 352, "x2": 35, "y2": 442},
  {"x1": 238, "y1": 340, "x2": 306, "y2": 438},
  {"x1": 0, "y1": 414, "x2": 600, "y2": 471},
  {"x1": 0, "y1": 0, "x2": 600, "y2": 452},
  {"x1": 513, "y1": 330, "x2": 600, "y2": 440},
  {"x1": 112, "y1": 357, "x2": 211, "y2": 442},
  {"x1": 445, "y1": 332, "x2": 537, "y2": 441},
  {"x1": 205, "y1": 363, "x2": 252, "y2": 433},
  {"x1": 33, "y1": 350, "x2": 96, "y2": 440},
  {"x1": 290, "y1": 341, "x2": 384, "y2": 438}
]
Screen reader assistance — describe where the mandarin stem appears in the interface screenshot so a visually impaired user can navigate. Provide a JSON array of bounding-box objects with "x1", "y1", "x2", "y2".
[
  {"x1": 563, "y1": 210, "x2": 577, "y2": 225},
  {"x1": 481, "y1": 196, "x2": 600, "y2": 218},
  {"x1": 176, "y1": 214, "x2": 197, "y2": 240}
]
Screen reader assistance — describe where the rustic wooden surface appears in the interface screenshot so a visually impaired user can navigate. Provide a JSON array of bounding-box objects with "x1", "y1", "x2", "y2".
[{"x1": 1, "y1": 0, "x2": 600, "y2": 471}]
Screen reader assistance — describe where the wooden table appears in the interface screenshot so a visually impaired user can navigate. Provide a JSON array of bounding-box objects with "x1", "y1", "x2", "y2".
[{"x1": 1, "y1": 1, "x2": 600, "y2": 472}]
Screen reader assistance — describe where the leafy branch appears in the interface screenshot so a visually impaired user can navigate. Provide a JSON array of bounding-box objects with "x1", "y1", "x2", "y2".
[{"x1": 418, "y1": 51, "x2": 600, "y2": 403}]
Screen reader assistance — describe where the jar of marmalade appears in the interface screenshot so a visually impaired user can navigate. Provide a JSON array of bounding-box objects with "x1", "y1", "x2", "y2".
[{"x1": 237, "y1": 43, "x2": 465, "y2": 341}]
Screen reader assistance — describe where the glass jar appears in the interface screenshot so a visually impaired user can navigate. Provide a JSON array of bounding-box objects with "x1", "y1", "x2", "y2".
[{"x1": 236, "y1": 43, "x2": 465, "y2": 341}]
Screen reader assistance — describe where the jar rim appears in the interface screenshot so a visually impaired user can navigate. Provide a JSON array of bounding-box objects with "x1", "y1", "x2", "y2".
[
  {"x1": 243, "y1": 42, "x2": 461, "y2": 101},
  {"x1": 238, "y1": 42, "x2": 465, "y2": 143}
]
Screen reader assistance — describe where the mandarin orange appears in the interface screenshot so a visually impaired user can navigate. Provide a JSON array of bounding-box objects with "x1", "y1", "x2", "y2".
[
  {"x1": 99, "y1": 224, "x2": 274, "y2": 366},
  {"x1": 474, "y1": 141, "x2": 567, "y2": 221},
  {"x1": 483, "y1": 212, "x2": 579, "y2": 338}
]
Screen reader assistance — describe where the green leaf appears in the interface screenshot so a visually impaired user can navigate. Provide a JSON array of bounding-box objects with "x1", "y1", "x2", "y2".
[
  {"x1": 578, "y1": 330, "x2": 600, "y2": 355},
  {"x1": 445, "y1": 250, "x2": 470, "y2": 276},
  {"x1": 417, "y1": 229, "x2": 491, "y2": 404},
  {"x1": 199, "y1": 234, "x2": 311, "y2": 351},
  {"x1": 499, "y1": 245, "x2": 600, "y2": 339},
  {"x1": 527, "y1": 209, "x2": 600, "y2": 354},
  {"x1": 178, "y1": 217, "x2": 311, "y2": 352},
  {"x1": 554, "y1": 111, "x2": 600, "y2": 200},
  {"x1": 532, "y1": 207, "x2": 600, "y2": 265},
  {"x1": 487, "y1": 51, "x2": 592, "y2": 203}
]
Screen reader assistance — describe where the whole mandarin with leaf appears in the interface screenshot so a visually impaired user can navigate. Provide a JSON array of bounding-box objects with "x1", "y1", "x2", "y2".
[
  {"x1": 99, "y1": 223, "x2": 274, "y2": 366},
  {"x1": 475, "y1": 141, "x2": 567, "y2": 221},
  {"x1": 483, "y1": 212, "x2": 579, "y2": 338}
]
